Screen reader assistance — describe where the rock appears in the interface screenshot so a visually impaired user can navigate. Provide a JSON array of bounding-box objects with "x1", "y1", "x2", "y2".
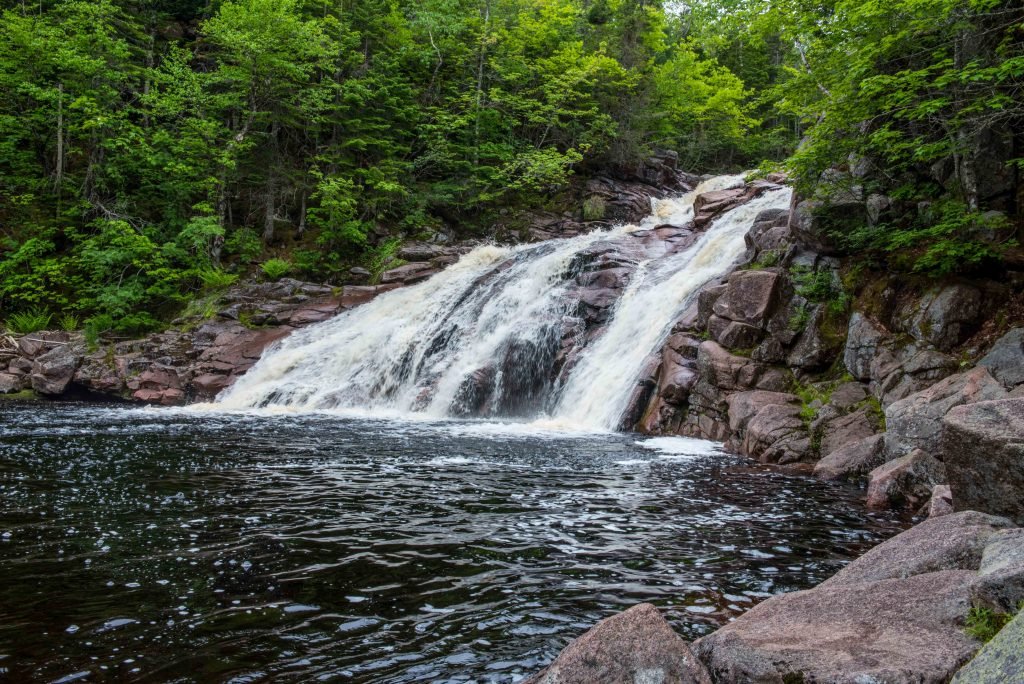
[
  {"x1": 844, "y1": 313, "x2": 889, "y2": 381},
  {"x1": 971, "y1": 528, "x2": 1024, "y2": 614},
  {"x1": 744, "y1": 209, "x2": 790, "y2": 254},
  {"x1": 662, "y1": 366, "x2": 698, "y2": 406},
  {"x1": 818, "y1": 408, "x2": 878, "y2": 458},
  {"x1": 895, "y1": 284, "x2": 985, "y2": 351},
  {"x1": 978, "y1": 327, "x2": 1024, "y2": 389},
  {"x1": 866, "y1": 449, "x2": 947, "y2": 511},
  {"x1": 786, "y1": 305, "x2": 842, "y2": 371},
  {"x1": 696, "y1": 342, "x2": 788, "y2": 394},
  {"x1": 694, "y1": 570, "x2": 979, "y2": 684},
  {"x1": 813, "y1": 434, "x2": 886, "y2": 481},
  {"x1": 952, "y1": 610, "x2": 1024, "y2": 684},
  {"x1": 789, "y1": 197, "x2": 867, "y2": 256},
  {"x1": 712, "y1": 270, "x2": 780, "y2": 328},
  {"x1": 0, "y1": 372, "x2": 26, "y2": 393},
  {"x1": 379, "y1": 262, "x2": 434, "y2": 284},
  {"x1": 525, "y1": 603, "x2": 712, "y2": 684},
  {"x1": 943, "y1": 398, "x2": 1024, "y2": 524},
  {"x1": 740, "y1": 402, "x2": 811, "y2": 464},
  {"x1": 727, "y1": 391, "x2": 799, "y2": 434},
  {"x1": 708, "y1": 317, "x2": 762, "y2": 349},
  {"x1": 696, "y1": 284, "x2": 727, "y2": 330},
  {"x1": 828, "y1": 381, "x2": 868, "y2": 409},
  {"x1": 929, "y1": 484, "x2": 955, "y2": 518},
  {"x1": 30, "y1": 344, "x2": 83, "y2": 396},
  {"x1": 874, "y1": 347, "x2": 960, "y2": 408},
  {"x1": 885, "y1": 367, "x2": 1008, "y2": 457},
  {"x1": 822, "y1": 510, "x2": 1014, "y2": 587}
]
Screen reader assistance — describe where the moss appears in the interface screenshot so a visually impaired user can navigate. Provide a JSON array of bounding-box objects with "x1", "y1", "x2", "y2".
[
  {"x1": 966, "y1": 606, "x2": 1014, "y2": 643},
  {"x1": 0, "y1": 389, "x2": 39, "y2": 401}
]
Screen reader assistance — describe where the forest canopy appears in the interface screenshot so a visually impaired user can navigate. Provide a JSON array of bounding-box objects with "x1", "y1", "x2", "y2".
[{"x1": 0, "y1": 0, "x2": 1021, "y2": 337}]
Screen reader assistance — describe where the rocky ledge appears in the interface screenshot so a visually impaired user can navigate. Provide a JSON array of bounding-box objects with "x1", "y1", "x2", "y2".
[{"x1": 531, "y1": 510, "x2": 1024, "y2": 683}]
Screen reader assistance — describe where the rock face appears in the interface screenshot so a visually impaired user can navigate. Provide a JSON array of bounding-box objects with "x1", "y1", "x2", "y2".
[
  {"x1": 30, "y1": 343, "x2": 83, "y2": 396},
  {"x1": 943, "y1": 398, "x2": 1024, "y2": 525},
  {"x1": 525, "y1": 603, "x2": 712, "y2": 684},
  {"x1": 695, "y1": 511, "x2": 1014, "y2": 684},
  {"x1": 952, "y1": 610, "x2": 1024, "y2": 684},
  {"x1": 885, "y1": 367, "x2": 1008, "y2": 457},
  {"x1": 894, "y1": 283, "x2": 985, "y2": 351}
]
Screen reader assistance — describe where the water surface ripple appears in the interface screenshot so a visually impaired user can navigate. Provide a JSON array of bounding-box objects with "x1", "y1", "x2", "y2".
[{"x1": 0, "y1": 404, "x2": 906, "y2": 682}]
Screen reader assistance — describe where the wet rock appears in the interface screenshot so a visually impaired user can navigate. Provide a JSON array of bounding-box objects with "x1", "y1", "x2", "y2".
[
  {"x1": 929, "y1": 484, "x2": 955, "y2": 518},
  {"x1": 744, "y1": 209, "x2": 790, "y2": 254},
  {"x1": 30, "y1": 343, "x2": 83, "y2": 396},
  {"x1": 952, "y1": 610, "x2": 1024, "y2": 684},
  {"x1": 885, "y1": 367, "x2": 1008, "y2": 457},
  {"x1": 696, "y1": 284, "x2": 727, "y2": 330},
  {"x1": 813, "y1": 434, "x2": 886, "y2": 481},
  {"x1": 970, "y1": 528, "x2": 1024, "y2": 614},
  {"x1": 943, "y1": 398, "x2": 1024, "y2": 524},
  {"x1": 894, "y1": 283, "x2": 985, "y2": 351},
  {"x1": 380, "y1": 262, "x2": 437, "y2": 285},
  {"x1": 727, "y1": 391, "x2": 799, "y2": 434},
  {"x1": 828, "y1": 511, "x2": 1013, "y2": 587},
  {"x1": 866, "y1": 449, "x2": 947, "y2": 511},
  {"x1": 525, "y1": 603, "x2": 712, "y2": 684},
  {"x1": 740, "y1": 402, "x2": 811, "y2": 464},
  {"x1": 694, "y1": 570, "x2": 979, "y2": 684},
  {"x1": 712, "y1": 270, "x2": 780, "y2": 328},
  {"x1": 978, "y1": 327, "x2": 1024, "y2": 389}
]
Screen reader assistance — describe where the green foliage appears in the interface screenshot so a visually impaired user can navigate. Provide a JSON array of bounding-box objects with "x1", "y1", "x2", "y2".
[
  {"x1": 366, "y1": 238, "x2": 404, "y2": 283},
  {"x1": 197, "y1": 269, "x2": 239, "y2": 291},
  {"x1": 261, "y1": 258, "x2": 292, "y2": 281},
  {"x1": 5, "y1": 308, "x2": 53, "y2": 334},
  {"x1": 59, "y1": 313, "x2": 80, "y2": 332},
  {"x1": 965, "y1": 606, "x2": 1013, "y2": 643},
  {"x1": 582, "y1": 196, "x2": 607, "y2": 221},
  {"x1": 791, "y1": 266, "x2": 850, "y2": 316}
]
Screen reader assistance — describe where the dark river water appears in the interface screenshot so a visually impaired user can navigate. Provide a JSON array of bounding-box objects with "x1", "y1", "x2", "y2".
[{"x1": 0, "y1": 402, "x2": 907, "y2": 683}]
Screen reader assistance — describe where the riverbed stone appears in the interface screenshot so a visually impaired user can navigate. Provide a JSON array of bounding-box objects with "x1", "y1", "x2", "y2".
[
  {"x1": 694, "y1": 570, "x2": 979, "y2": 684},
  {"x1": 813, "y1": 434, "x2": 886, "y2": 481},
  {"x1": 970, "y1": 528, "x2": 1024, "y2": 614},
  {"x1": 865, "y1": 449, "x2": 946, "y2": 511},
  {"x1": 525, "y1": 603, "x2": 712, "y2": 684},
  {"x1": 0, "y1": 372, "x2": 26, "y2": 393},
  {"x1": 942, "y1": 398, "x2": 1024, "y2": 524},
  {"x1": 885, "y1": 367, "x2": 1008, "y2": 457},
  {"x1": 952, "y1": 610, "x2": 1024, "y2": 684},
  {"x1": 821, "y1": 511, "x2": 1014, "y2": 587}
]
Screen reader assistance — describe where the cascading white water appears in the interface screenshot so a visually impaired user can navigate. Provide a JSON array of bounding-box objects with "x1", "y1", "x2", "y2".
[
  {"x1": 551, "y1": 187, "x2": 793, "y2": 430},
  {"x1": 213, "y1": 176, "x2": 792, "y2": 431}
]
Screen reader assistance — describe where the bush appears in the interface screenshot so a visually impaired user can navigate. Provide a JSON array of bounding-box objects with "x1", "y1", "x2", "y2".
[
  {"x1": 5, "y1": 307, "x2": 52, "y2": 334},
  {"x1": 261, "y1": 258, "x2": 292, "y2": 281}
]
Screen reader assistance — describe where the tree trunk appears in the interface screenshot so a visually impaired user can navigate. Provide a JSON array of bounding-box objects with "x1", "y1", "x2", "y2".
[{"x1": 54, "y1": 82, "x2": 63, "y2": 193}]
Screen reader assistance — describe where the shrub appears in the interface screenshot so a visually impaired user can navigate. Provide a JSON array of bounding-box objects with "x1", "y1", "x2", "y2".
[
  {"x1": 965, "y1": 606, "x2": 1012, "y2": 643},
  {"x1": 5, "y1": 307, "x2": 52, "y2": 334},
  {"x1": 261, "y1": 258, "x2": 292, "y2": 281}
]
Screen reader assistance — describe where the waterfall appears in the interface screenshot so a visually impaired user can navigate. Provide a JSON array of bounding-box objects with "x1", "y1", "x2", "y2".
[{"x1": 213, "y1": 177, "x2": 793, "y2": 431}]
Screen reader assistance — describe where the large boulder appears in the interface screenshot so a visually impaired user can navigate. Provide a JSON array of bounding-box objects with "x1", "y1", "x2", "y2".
[
  {"x1": 865, "y1": 449, "x2": 947, "y2": 511},
  {"x1": 525, "y1": 603, "x2": 712, "y2": 684},
  {"x1": 30, "y1": 343, "x2": 83, "y2": 395},
  {"x1": 952, "y1": 610, "x2": 1024, "y2": 684},
  {"x1": 821, "y1": 511, "x2": 1014, "y2": 587},
  {"x1": 978, "y1": 327, "x2": 1024, "y2": 389},
  {"x1": 894, "y1": 284, "x2": 985, "y2": 351},
  {"x1": 813, "y1": 434, "x2": 886, "y2": 481},
  {"x1": 885, "y1": 367, "x2": 1008, "y2": 457},
  {"x1": 943, "y1": 398, "x2": 1024, "y2": 524},
  {"x1": 741, "y1": 402, "x2": 812, "y2": 464},
  {"x1": 843, "y1": 313, "x2": 888, "y2": 381},
  {"x1": 817, "y1": 407, "x2": 878, "y2": 458},
  {"x1": 693, "y1": 570, "x2": 979, "y2": 684}
]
